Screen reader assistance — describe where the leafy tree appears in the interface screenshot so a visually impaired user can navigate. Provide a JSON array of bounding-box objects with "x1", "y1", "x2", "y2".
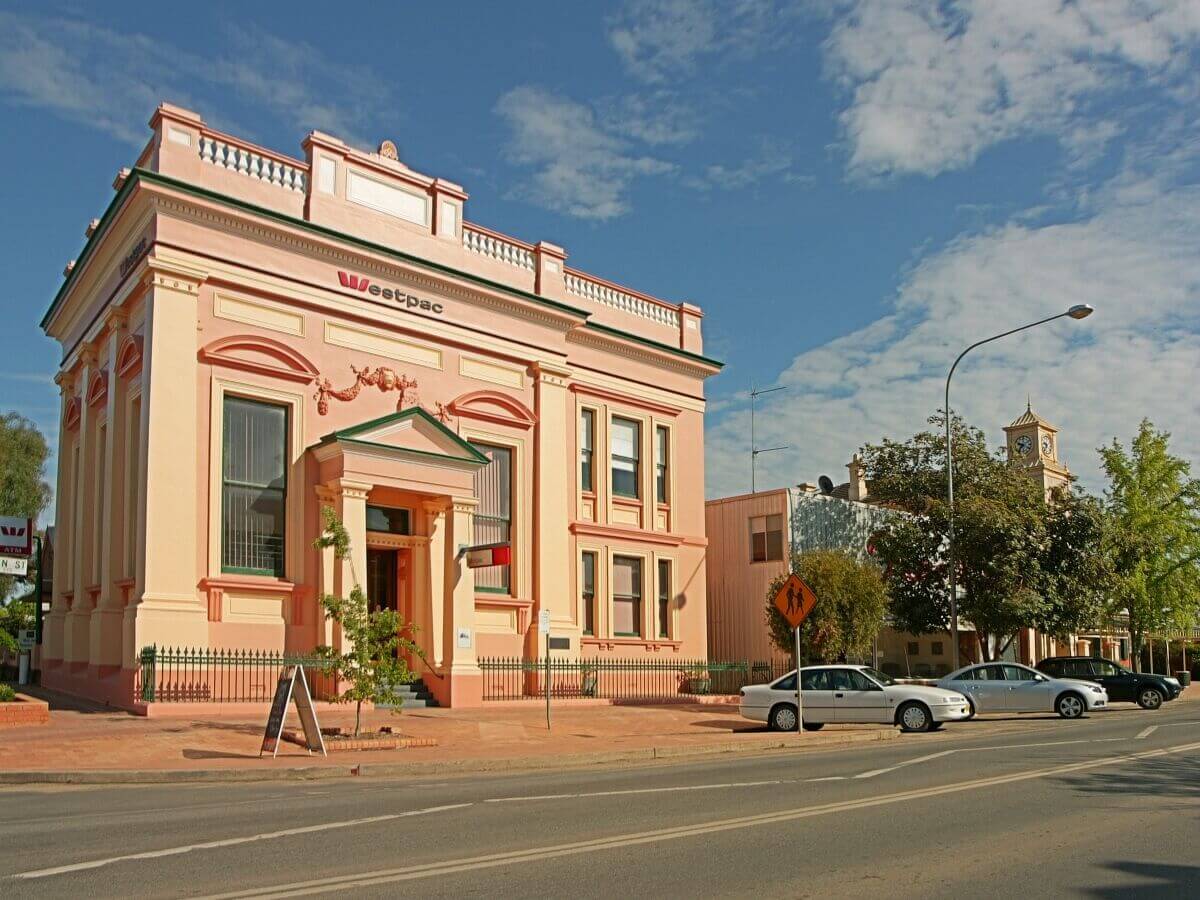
[
  {"x1": 1100, "y1": 420, "x2": 1200, "y2": 671},
  {"x1": 862, "y1": 412, "x2": 1107, "y2": 660},
  {"x1": 0, "y1": 413, "x2": 51, "y2": 600},
  {"x1": 765, "y1": 550, "x2": 889, "y2": 663},
  {"x1": 0, "y1": 597, "x2": 35, "y2": 656},
  {"x1": 313, "y1": 506, "x2": 422, "y2": 736}
]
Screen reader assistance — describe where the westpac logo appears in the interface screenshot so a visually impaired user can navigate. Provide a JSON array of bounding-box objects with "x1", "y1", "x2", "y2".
[
  {"x1": 0, "y1": 525, "x2": 26, "y2": 538},
  {"x1": 338, "y1": 271, "x2": 370, "y2": 291},
  {"x1": 0, "y1": 516, "x2": 32, "y2": 554},
  {"x1": 335, "y1": 271, "x2": 444, "y2": 315}
]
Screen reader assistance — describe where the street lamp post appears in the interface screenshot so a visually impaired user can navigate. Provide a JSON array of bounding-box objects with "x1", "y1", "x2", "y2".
[{"x1": 944, "y1": 304, "x2": 1094, "y2": 670}]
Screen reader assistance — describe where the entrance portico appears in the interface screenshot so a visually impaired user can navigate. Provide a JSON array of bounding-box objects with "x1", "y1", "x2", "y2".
[{"x1": 311, "y1": 407, "x2": 490, "y2": 707}]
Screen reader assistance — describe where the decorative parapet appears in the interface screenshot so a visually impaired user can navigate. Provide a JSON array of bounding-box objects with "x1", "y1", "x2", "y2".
[
  {"x1": 462, "y1": 223, "x2": 535, "y2": 271},
  {"x1": 565, "y1": 270, "x2": 681, "y2": 327},
  {"x1": 199, "y1": 131, "x2": 308, "y2": 193}
]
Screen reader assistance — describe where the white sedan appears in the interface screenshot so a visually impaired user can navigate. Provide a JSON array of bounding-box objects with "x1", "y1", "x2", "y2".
[
  {"x1": 935, "y1": 662, "x2": 1108, "y2": 719},
  {"x1": 739, "y1": 665, "x2": 972, "y2": 733}
]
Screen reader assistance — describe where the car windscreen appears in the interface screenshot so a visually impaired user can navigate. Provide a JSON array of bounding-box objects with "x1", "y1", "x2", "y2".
[{"x1": 860, "y1": 667, "x2": 897, "y2": 686}]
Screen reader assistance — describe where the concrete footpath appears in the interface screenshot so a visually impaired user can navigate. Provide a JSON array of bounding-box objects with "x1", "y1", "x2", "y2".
[{"x1": 0, "y1": 687, "x2": 898, "y2": 784}]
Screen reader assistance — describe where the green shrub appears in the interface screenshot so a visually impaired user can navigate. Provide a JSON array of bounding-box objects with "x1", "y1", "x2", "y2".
[{"x1": 0, "y1": 683, "x2": 16, "y2": 702}]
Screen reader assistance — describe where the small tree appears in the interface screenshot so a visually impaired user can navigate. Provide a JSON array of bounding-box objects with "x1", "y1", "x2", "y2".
[
  {"x1": 313, "y1": 506, "x2": 422, "y2": 736},
  {"x1": 0, "y1": 413, "x2": 52, "y2": 601},
  {"x1": 1100, "y1": 420, "x2": 1200, "y2": 671},
  {"x1": 765, "y1": 550, "x2": 889, "y2": 663},
  {"x1": 0, "y1": 596, "x2": 35, "y2": 656}
]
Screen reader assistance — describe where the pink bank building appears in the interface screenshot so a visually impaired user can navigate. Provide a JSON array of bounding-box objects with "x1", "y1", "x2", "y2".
[{"x1": 39, "y1": 104, "x2": 721, "y2": 708}]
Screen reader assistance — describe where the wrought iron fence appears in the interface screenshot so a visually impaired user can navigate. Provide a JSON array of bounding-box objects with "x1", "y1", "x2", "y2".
[
  {"x1": 136, "y1": 645, "x2": 335, "y2": 703},
  {"x1": 478, "y1": 657, "x2": 790, "y2": 702}
]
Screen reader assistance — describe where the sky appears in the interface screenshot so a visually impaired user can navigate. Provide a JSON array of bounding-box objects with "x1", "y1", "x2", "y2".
[{"x1": 1, "y1": 0, "x2": 1199, "y2": 507}]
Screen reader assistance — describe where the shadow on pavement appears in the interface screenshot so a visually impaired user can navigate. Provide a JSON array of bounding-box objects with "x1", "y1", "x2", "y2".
[
  {"x1": 182, "y1": 749, "x2": 262, "y2": 760},
  {"x1": 1084, "y1": 861, "x2": 1200, "y2": 898}
]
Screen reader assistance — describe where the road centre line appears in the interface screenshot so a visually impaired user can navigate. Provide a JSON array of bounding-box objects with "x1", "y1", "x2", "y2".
[
  {"x1": 12, "y1": 804, "x2": 472, "y2": 880},
  {"x1": 854, "y1": 750, "x2": 957, "y2": 779},
  {"x1": 195, "y1": 741, "x2": 1200, "y2": 899},
  {"x1": 1136, "y1": 726, "x2": 1159, "y2": 739},
  {"x1": 485, "y1": 779, "x2": 789, "y2": 803}
]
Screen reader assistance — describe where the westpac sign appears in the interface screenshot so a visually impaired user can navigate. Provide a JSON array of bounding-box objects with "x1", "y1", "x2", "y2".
[
  {"x1": 336, "y1": 271, "x2": 444, "y2": 315},
  {"x1": 0, "y1": 516, "x2": 33, "y2": 556}
]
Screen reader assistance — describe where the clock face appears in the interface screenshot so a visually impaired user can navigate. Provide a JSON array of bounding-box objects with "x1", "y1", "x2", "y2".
[
  {"x1": 1041, "y1": 435, "x2": 1053, "y2": 456},
  {"x1": 1015, "y1": 435, "x2": 1033, "y2": 456}
]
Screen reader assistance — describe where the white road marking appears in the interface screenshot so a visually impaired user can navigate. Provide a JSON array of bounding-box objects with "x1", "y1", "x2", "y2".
[
  {"x1": 1161, "y1": 720, "x2": 1200, "y2": 727},
  {"x1": 806, "y1": 776, "x2": 845, "y2": 782},
  {"x1": 1135, "y1": 726, "x2": 1159, "y2": 740},
  {"x1": 485, "y1": 779, "x2": 785, "y2": 803},
  {"x1": 196, "y1": 741, "x2": 1200, "y2": 899},
  {"x1": 854, "y1": 749, "x2": 957, "y2": 779},
  {"x1": 12, "y1": 804, "x2": 472, "y2": 880}
]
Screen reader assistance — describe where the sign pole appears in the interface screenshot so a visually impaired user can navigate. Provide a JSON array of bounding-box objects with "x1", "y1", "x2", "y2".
[
  {"x1": 794, "y1": 625, "x2": 802, "y2": 734},
  {"x1": 538, "y1": 608, "x2": 552, "y2": 732},
  {"x1": 545, "y1": 641, "x2": 551, "y2": 732}
]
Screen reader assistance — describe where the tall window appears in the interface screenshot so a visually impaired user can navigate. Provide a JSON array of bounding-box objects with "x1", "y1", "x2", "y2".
[
  {"x1": 611, "y1": 417, "x2": 640, "y2": 499},
  {"x1": 750, "y1": 514, "x2": 784, "y2": 562},
  {"x1": 657, "y1": 559, "x2": 671, "y2": 638},
  {"x1": 612, "y1": 555, "x2": 642, "y2": 637},
  {"x1": 221, "y1": 397, "x2": 287, "y2": 577},
  {"x1": 581, "y1": 551, "x2": 597, "y2": 636},
  {"x1": 472, "y1": 442, "x2": 512, "y2": 592},
  {"x1": 655, "y1": 425, "x2": 669, "y2": 504},
  {"x1": 580, "y1": 409, "x2": 595, "y2": 492}
]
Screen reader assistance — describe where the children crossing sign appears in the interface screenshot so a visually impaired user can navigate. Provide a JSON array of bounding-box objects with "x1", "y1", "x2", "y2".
[{"x1": 773, "y1": 573, "x2": 817, "y2": 629}]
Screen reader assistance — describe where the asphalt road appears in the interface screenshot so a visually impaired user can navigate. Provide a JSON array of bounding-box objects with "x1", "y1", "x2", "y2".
[{"x1": 2, "y1": 702, "x2": 1198, "y2": 899}]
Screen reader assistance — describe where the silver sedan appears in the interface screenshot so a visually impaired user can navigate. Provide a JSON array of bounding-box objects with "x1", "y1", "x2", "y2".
[{"x1": 936, "y1": 662, "x2": 1107, "y2": 718}]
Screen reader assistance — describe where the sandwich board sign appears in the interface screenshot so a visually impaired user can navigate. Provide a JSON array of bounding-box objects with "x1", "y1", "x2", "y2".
[{"x1": 260, "y1": 666, "x2": 327, "y2": 758}]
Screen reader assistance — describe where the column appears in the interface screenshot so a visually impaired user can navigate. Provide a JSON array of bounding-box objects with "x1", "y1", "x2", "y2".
[
  {"x1": 43, "y1": 372, "x2": 79, "y2": 665},
  {"x1": 91, "y1": 313, "x2": 128, "y2": 671},
  {"x1": 313, "y1": 480, "x2": 370, "y2": 652},
  {"x1": 529, "y1": 362, "x2": 574, "y2": 657},
  {"x1": 130, "y1": 261, "x2": 208, "y2": 653},
  {"x1": 445, "y1": 497, "x2": 481, "y2": 706},
  {"x1": 64, "y1": 347, "x2": 99, "y2": 666},
  {"x1": 421, "y1": 499, "x2": 448, "y2": 669}
]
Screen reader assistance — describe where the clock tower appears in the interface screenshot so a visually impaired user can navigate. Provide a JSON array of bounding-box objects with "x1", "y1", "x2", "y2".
[{"x1": 1004, "y1": 401, "x2": 1072, "y2": 497}]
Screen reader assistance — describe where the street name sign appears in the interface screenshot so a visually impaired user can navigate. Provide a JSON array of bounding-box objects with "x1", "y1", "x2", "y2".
[
  {"x1": 0, "y1": 556, "x2": 28, "y2": 576},
  {"x1": 538, "y1": 609, "x2": 551, "y2": 635},
  {"x1": 773, "y1": 573, "x2": 817, "y2": 629}
]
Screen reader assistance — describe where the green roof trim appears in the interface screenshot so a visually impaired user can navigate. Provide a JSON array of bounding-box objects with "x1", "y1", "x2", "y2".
[
  {"x1": 582, "y1": 320, "x2": 724, "y2": 369},
  {"x1": 42, "y1": 167, "x2": 725, "y2": 371},
  {"x1": 316, "y1": 406, "x2": 490, "y2": 465}
]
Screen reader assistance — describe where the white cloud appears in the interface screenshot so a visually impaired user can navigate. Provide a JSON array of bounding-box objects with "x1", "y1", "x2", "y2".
[
  {"x1": 823, "y1": 0, "x2": 1200, "y2": 179},
  {"x1": 705, "y1": 159, "x2": 1200, "y2": 498},
  {"x1": 600, "y1": 91, "x2": 702, "y2": 146},
  {"x1": 608, "y1": 0, "x2": 789, "y2": 83},
  {"x1": 495, "y1": 86, "x2": 675, "y2": 220},
  {"x1": 689, "y1": 140, "x2": 812, "y2": 190},
  {"x1": 0, "y1": 13, "x2": 389, "y2": 148}
]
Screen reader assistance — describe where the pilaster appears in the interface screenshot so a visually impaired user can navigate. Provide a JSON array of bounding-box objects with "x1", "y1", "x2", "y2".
[
  {"x1": 64, "y1": 346, "x2": 99, "y2": 665},
  {"x1": 43, "y1": 372, "x2": 79, "y2": 664},
  {"x1": 445, "y1": 497, "x2": 480, "y2": 680},
  {"x1": 91, "y1": 311, "x2": 129, "y2": 669},
  {"x1": 131, "y1": 259, "x2": 208, "y2": 652},
  {"x1": 422, "y1": 499, "x2": 449, "y2": 669},
  {"x1": 529, "y1": 362, "x2": 575, "y2": 656},
  {"x1": 314, "y1": 480, "x2": 371, "y2": 653}
]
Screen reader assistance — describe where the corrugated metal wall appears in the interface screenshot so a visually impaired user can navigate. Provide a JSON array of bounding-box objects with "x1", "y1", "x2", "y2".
[{"x1": 704, "y1": 490, "x2": 791, "y2": 663}]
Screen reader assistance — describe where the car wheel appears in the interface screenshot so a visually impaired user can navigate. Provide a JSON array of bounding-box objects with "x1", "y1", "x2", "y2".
[
  {"x1": 964, "y1": 699, "x2": 977, "y2": 720},
  {"x1": 769, "y1": 703, "x2": 798, "y2": 732},
  {"x1": 1137, "y1": 687, "x2": 1164, "y2": 710},
  {"x1": 897, "y1": 701, "x2": 932, "y2": 733},
  {"x1": 1056, "y1": 692, "x2": 1085, "y2": 719},
  {"x1": 802, "y1": 722, "x2": 825, "y2": 732}
]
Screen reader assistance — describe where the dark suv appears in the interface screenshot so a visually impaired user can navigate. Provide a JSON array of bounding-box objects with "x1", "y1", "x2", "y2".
[{"x1": 1036, "y1": 657, "x2": 1181, "y2": 710}]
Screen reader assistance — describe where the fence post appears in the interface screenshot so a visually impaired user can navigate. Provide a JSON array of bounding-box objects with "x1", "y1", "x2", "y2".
[{"x1": 139, "y1": 645, "x2": 157, "y2": 703}]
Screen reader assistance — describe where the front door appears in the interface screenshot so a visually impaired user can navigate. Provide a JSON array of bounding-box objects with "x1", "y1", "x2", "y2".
[
  {"x1": 1088, "y1": 659, "x2": 1135, "y2": 701},
  {"x1": 1002, "y1": 664, "x2": 1054, "y2": 711},
  {"x1": 366, "y1": 548, "x2": 398, "y2": 615},
  {"x1": 833, "y1": 669, "x2": 890, "y2": 722}
]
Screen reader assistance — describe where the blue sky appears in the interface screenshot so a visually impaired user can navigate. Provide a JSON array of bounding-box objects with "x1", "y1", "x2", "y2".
[{"x1": 2, "y1": 0, "x2": 1199, "y2": 505}]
